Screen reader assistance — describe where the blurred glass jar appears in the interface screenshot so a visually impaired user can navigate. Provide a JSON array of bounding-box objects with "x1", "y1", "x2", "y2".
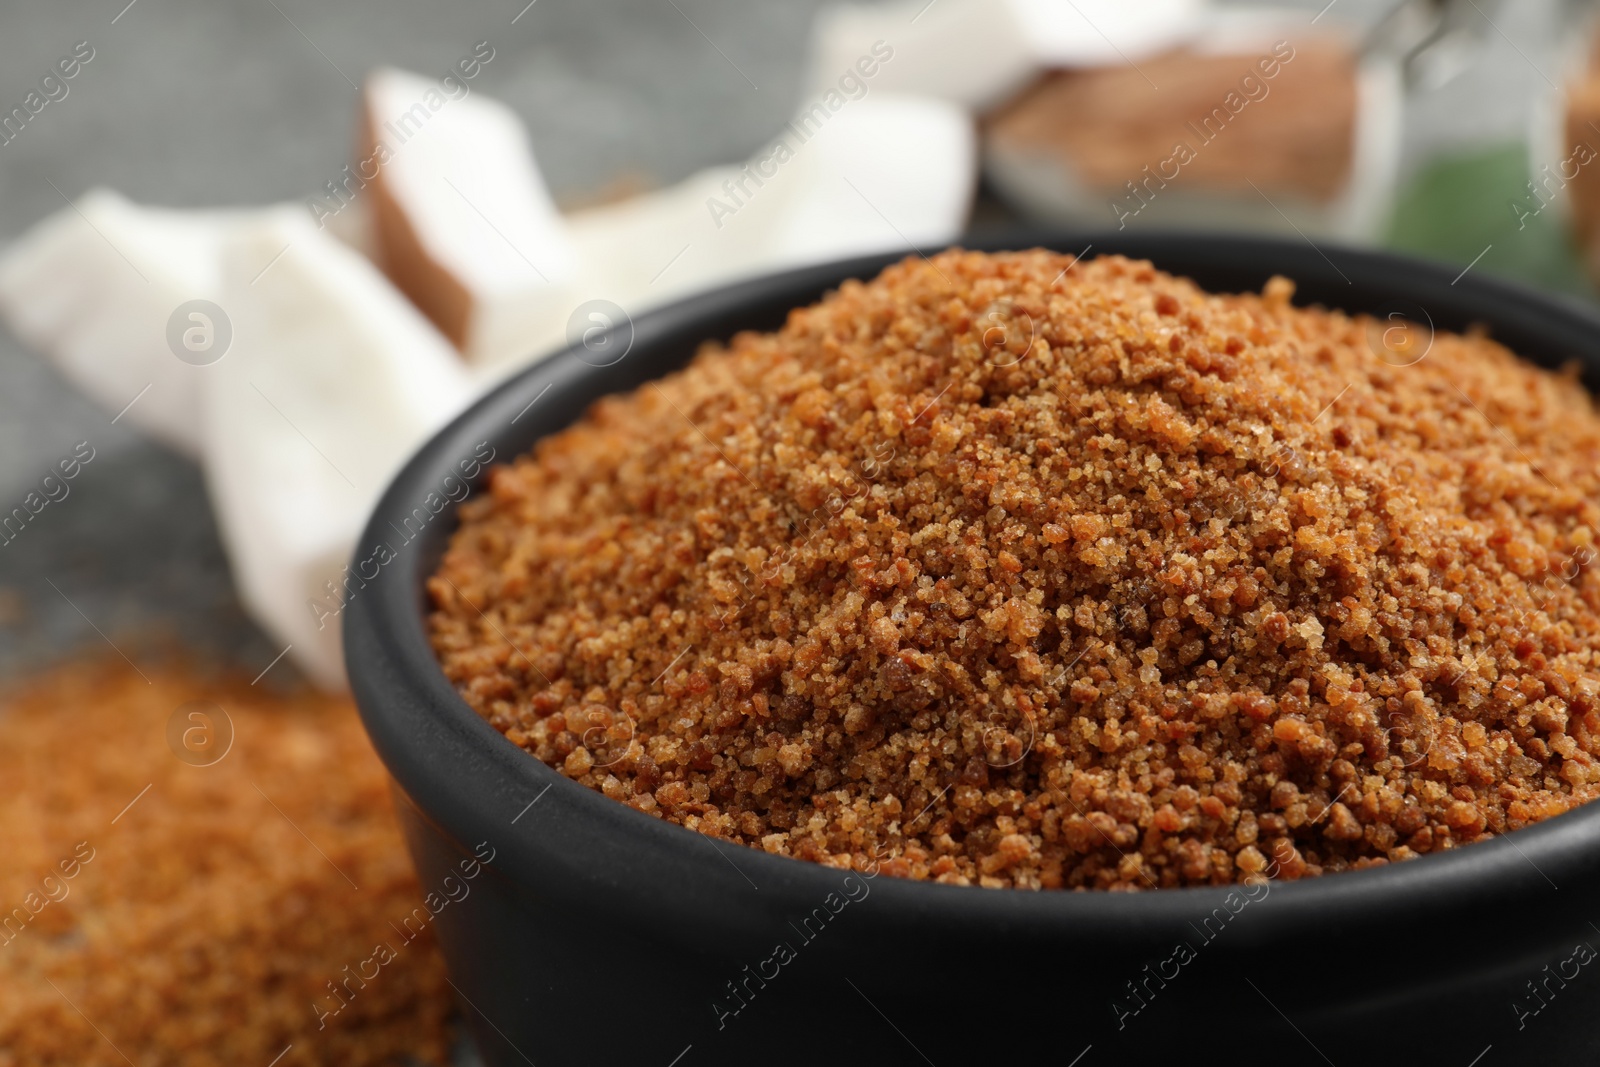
[{"x1": 1384, "y1": 0, "x2": 1594, "y2": 294}]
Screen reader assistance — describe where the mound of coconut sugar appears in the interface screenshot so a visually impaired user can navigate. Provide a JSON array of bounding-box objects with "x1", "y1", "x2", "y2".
[{"x1": 429, "y1": 249, "x2": 1600, "y2": 890}]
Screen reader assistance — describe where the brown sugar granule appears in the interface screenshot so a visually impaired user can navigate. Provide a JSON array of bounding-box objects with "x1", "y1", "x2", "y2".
[
  {"x1": 429, "y1": 249, "x2": 1600, "y2": 891},
  {"x1": 0, "y1": 661, "x2": 451, "y2": 1065}
]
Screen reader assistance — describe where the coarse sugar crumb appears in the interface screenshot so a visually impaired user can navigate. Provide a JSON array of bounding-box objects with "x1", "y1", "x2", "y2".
[
  {"x1": 0, "y1": 661, "x2": 452, "y2": 1064},
  {"x1": 429, "y1": 248, "x2": 1600, "y2": 891}
]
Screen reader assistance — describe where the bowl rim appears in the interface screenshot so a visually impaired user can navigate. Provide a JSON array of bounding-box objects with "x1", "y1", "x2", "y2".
[{"x1": 346, "y1": 230, "x2": 1600, "y2": 935}]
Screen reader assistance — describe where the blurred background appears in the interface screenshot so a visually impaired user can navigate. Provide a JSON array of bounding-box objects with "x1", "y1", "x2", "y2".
[
  {"x1": 4, "y1": 0, "x2": 1599, "y2": 684},
  {"x1": 4, "y1": 0, "x2": 1600, "y2": 1062}
]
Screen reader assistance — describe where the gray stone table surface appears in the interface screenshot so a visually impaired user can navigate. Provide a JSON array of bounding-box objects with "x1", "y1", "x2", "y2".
[{"x1": 0, "y1": 0, "x2": 853, "y2": 683}]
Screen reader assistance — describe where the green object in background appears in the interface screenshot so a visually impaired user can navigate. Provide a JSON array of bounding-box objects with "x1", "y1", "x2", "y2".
[{"x1": 1384, "y1": 142, "x2": 1595, "y2": 300}]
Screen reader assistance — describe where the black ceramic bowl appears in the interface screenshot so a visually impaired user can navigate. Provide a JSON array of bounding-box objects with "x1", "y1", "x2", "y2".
[{"x1": 347, "y1": 233, "x2": 1600, "y2": 1067}]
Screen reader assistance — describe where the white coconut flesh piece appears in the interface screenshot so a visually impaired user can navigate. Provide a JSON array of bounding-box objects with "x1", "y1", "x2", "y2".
[
  {"x1": 362, "y1": 67, "x2": 575, "y2": 368},
  {"x1": 802, "y1": 0, "x2": 1038, "y2": 112},
  {"x1": 0, "y1": 189, "x2": 264, "y2": 458},
  {"x1": 202, "y1": 212, "x2": 472, "y2": 689},
  {"x1": 562, "y1": 93, "x2": 975, "y2": 324}
]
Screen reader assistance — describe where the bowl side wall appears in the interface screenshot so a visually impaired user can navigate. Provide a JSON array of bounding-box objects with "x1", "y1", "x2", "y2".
[{"x1": 347, "y1": 233, "x2": 1600, "y2": 1063}]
